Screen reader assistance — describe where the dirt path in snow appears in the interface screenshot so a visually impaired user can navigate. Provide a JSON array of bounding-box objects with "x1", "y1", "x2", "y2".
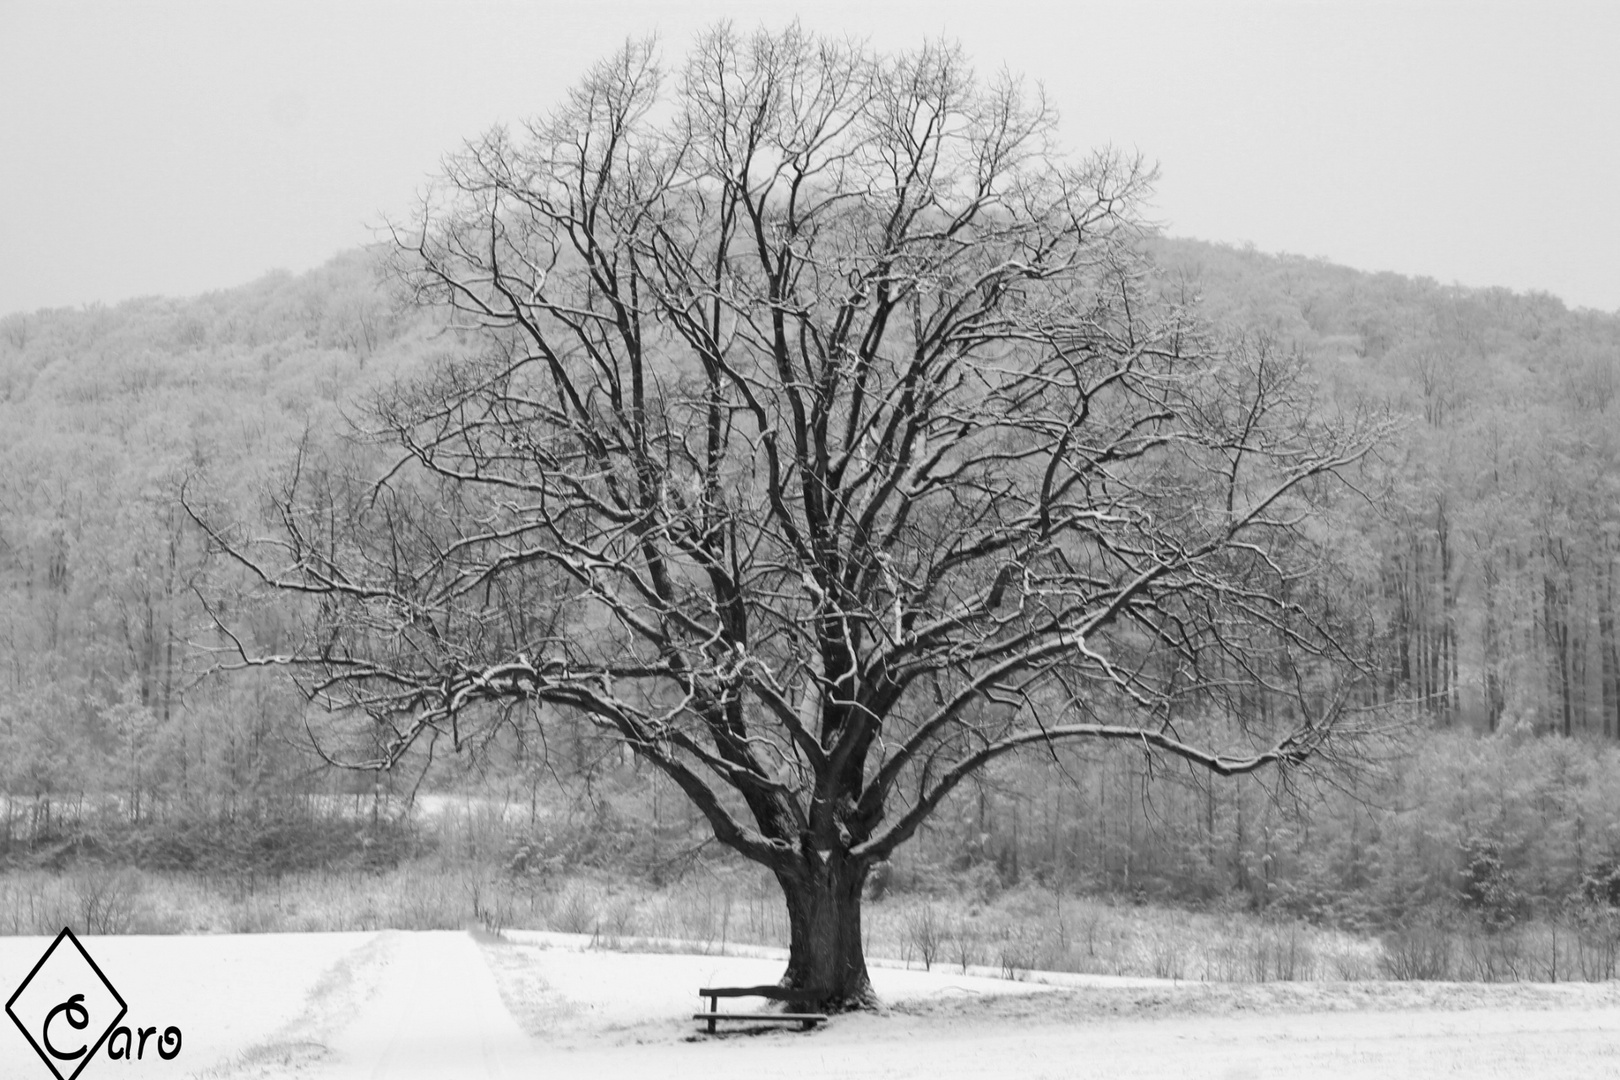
[
  {"x1": 304, "y1": 931, "x2": 536, "y2": 1080},
  {"x1": 209, "y1": 931, "x2": 540, "y2": 1080}
]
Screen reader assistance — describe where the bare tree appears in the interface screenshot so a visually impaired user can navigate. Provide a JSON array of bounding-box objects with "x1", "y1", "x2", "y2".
[{"x1": 192, "y1": 26, "x2": 1384, "y2": 1009}]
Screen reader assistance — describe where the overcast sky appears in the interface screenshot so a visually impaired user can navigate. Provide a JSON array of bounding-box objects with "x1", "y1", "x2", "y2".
[{"x1": 2, "y1": 1, "x2": 1616, "y2": 316}]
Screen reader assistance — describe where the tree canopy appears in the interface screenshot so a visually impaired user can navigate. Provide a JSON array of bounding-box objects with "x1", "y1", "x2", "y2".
[{"x1": 194, "y1": 26, "x2": 1384, "y2": 1005}]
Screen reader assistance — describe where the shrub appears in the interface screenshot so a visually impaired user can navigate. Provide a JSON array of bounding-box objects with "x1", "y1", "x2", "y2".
[
  {"x1": 1379, "y1": 917, "x2": 1453, "y2": 980},
  {"x1": 1578, "y1": 859, "x2": 1620, "y2": 909},
  {"x1": 951, "y1": 919, "x2": 983, "y2": 973},
  {"x1": 549, "y1": 884, "x2": 602, "y2": 934},
  {"x1": 69, "y1": 866, "x2": 143, "y2": 935},
  {"x1": 997, "y1": 930, "x2": 1036, "y2": 980},
  {"x1": 1249, "y1": 923, "x2": 1314, "y2": 981},
  {"x1": 1569, "y1": 906, "x2": 1620, "y2": 981},
  {"x1": 904, "y1": 904, "x2": 948, "y2": 971},
  {"x1": 1457, "y1": 836, "x2": 1525, "y2": 929},
  {"x1": 1149, "y1": 935, "x2": 1186, "y2": 980}
]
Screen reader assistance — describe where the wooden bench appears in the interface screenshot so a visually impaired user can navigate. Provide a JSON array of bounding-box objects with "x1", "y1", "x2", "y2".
[{"x1": 694, "y1": 985, "x2": 830, "y2": 1033}]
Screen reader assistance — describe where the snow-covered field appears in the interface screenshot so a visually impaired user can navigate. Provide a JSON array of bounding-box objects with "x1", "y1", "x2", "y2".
[{"x1": 3, "y1": 929, "x2": 1618, "y2": 1079}]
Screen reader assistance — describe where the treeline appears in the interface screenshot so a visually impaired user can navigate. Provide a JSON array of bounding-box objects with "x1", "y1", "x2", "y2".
[
  {"x1": 891, "y1": 728, "x2": 1620, "y2": 926},
  {"x1": 1155, "y1": 239, "x2": 1620, "y2": 737},
  {"x1": 0, "y1": 249, "x2": 431, "y2": 850},
  {"x1": 4, "y1": 239, "x2": 1620, "y2": 929}
]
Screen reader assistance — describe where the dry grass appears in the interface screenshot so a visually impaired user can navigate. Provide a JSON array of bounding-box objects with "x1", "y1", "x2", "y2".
[
  {"x1": 3, "y1": 862, "x2": 1615, "y2": 987},
  {"x1": 0, "y1": 865, "x2": 472, "y2": 935},
  {"x1": 864, "y1": 890, "x2": 1380, "y2": 983}
]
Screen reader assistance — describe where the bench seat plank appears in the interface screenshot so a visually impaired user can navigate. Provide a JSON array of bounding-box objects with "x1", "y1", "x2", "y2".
[{"x1": 694, "y1": 1011, "x2": 829, "y2": 1033}]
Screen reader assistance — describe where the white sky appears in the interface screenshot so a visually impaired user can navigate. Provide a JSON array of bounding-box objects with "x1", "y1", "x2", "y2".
[{"x1": 2, "y1": 0, "x2": 1616, "y2": 316}]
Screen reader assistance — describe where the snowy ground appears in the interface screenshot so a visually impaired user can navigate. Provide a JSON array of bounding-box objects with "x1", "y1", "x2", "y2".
[{"x1": 3, "y1": 929, "x2": 1619, "y2": 1079}]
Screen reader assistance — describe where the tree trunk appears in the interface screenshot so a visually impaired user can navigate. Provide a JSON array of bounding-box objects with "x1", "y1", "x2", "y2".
[
  {"x1": 1483, "y1": 552, "x2": 1504, "y2": 732},
  {"x1": 777, "y1": 854, "x2": 874, "y2": 1011},
  {"x1": 1438, "y1": 501, "x2": 1459, "y2": 720},
  {"x1": 1600, "y1": 552, "x2": 1619, "y2": 740}
]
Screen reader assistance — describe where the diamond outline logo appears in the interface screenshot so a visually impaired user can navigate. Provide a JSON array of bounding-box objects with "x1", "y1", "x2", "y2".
[{"x1": 6, "y1": 927, "x2": 128, "y2": 1080}]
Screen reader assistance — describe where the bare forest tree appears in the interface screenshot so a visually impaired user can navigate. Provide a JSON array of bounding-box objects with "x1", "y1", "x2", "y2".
[{"x1": 192, "y1": 27, "x2": 1385, "y2": 1008}]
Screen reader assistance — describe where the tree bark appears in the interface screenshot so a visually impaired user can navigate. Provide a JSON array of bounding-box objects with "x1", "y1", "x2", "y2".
[
  {"x1": 777, "y1": 854, "x2": 874, "y2": 1011},
  {"x1": 1438, "y1": 500, "x2": 1459, "y2": 720},
  {"x1": 1600, "y1": 551, "x2": 1619, "y2": 740},
  {"x1": 1483, "y1": 552, "x2": 1504, "y2": 732}
]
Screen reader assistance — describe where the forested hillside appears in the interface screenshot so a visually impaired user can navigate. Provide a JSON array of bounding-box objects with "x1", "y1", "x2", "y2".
[
  {"x1": 1157, "y1": 238, "x2": 1620, "y2": 737},
  {"x1": 4, "y1": 238, "x2": 1620, "y2": 954},
  {"x1": 0, "y1": 249, "x2": 428, "y2": 848},
  {"x1": 919, "y1": 239, "x2": 1620, "y2": 935}
]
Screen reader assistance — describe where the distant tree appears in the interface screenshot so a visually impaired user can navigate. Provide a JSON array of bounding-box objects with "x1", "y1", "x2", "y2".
[{"x1": 192, "y1": 26, "x2": 1384, "y2": 1009}]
